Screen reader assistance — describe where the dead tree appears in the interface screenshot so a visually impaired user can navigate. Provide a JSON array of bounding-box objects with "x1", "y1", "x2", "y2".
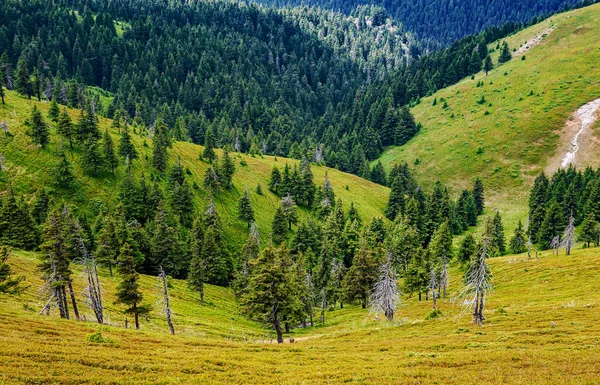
[
  {"x1": 427, "y1": 268, "x2": 438, "y2": 309},
  {"x1": 74, "y1": 221, "x2": 103, "y2": 324},
  {"x1": 158, "y1": 266, "x2": 175, "y2": 335},
  {"x1": 561, "y1": 215, "x2": 575, "y2": 256},
  {"x1": 370, "y1": 252, "x2": 401, "y2": 321},
  {"x1": 550, "y1": 235, "x2": 560, "y2": 256},
  {"x1": 460, "y1": 239, "x2": 493, "y2": 325}
]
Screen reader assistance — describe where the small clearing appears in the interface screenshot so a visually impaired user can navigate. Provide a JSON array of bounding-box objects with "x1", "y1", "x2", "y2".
[{"x1": 513, "y1": 27, "x2": 554, "y2": 56}]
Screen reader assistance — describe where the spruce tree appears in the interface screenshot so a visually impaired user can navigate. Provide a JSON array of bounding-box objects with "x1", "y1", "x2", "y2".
[
  {"x1": 483, "y1": 55, "x2": 493, "y2": 76},
  {"x1": 170, "y1": 181, "x2": 194, "y2": 228},
  {"x1": 26, "y1": 106, "x2": 49, "y2": 148},
  {"x1": 219, "y1": 150, "x2": 235, "y2": 189},
  {"x1": 394, "y1": 106, "x2": 418, "y2": 146},
  {"x1": 403, "y1": 247, "x2": 429, "y2": 301},
  {"x1": 457, "y1": 233, "x2": 476, "y2": 266},
  {"x1": 152, "y1": 119, "x2": 169, "y2": 172},
  {"x1": 203, "y1": 126, "x2": 216, "y2": 162},
  {"x1": 203, "y1": 166, "x2": 220, "y2": 194},
  {"x1": 0, "y1": 191, "x2": 39, "y2": 250},
  {"x1": 509, "y1": 220, "x2": 527, "y2": 254},
  {"x1": 57, "y1": 109, "x2": 74, "y2": 149},
  {"x1": 385, "y1": 176, "x2": 405, "y2": 221},
  {"x1": 238, "y1": 187, "x2": 255, "y2": 228},
  {"x1": 96, "y1": 215, "x2": 120, "y2": 276},
  {"x1": 115, "y1": 242, "x2": 150, "y2": 330},
  {"x1": 370, "y1": 161, "x2": 387, "y2": 186},
  {"x1": 52, "y1": 152, "x2": 75, "y2": 188},
  {"x1": 281, "y1": 193, "x2": 298, "y2": 230},
  {"x1": 48, "y1": 99, "x2": 60, "y2": 122},
  {"x1": 498, "y1": 42, "x2": 512, "y2": 64},
  {"x1": 188, "y1": 218, "x2": 206, "y2": 302},
  {"x1": 539, "y1": 200, "x2": 563, "y2": 249},
  {"x1": 428, "y1": 220, "x2": 453, "y2": 297},
  {"x1": 151, "y1": 205, "x2": 181, "y2": 277},
  {"x1": 272, "y1": 206, "x2": 288, "y2": 246},
  {"x1": 0, "y1": 247, "x2": 24, "y2": 294},
  {"x1": 31, "y1": 188, "x2": 50, "y2": 224},
  {"x1": 103, "y1": 130, "x2": 118, "y2": 175},
  {"x1": 15, "y1": 57, "x2": 32, "y2": 99},
  {"x1": 81, "y1": 136, "x2": 104, "y2": 176},
  {"x1": 529, "y1": 173, "x2": 549, "y2": 244},
  {"x1": 472, "y1": 178, "x2": 485, "y2": 215},
  {"x1": 202, "y1": 201, "x2": 230, "y2": 285},
  {"x1": 342, "y1": 238, "x2": 380, "y2": 309},
  {"x1": 579, "y1": 212, "x2": 598, "y2": 247},
  {"x1": 118, "y1": 129, "x2": 137, "y2": 160},
  {"x1": 269, "y1": 165, "x2": 282, "y2": 194}
]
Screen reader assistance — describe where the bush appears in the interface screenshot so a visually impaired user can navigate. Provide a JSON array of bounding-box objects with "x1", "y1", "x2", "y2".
[
  {"x1": 86, "y1": 331, "x2": 113, "y2": 344},
  {"x1": 425, "y1": 309, "x2": 443, "y2": 320}
]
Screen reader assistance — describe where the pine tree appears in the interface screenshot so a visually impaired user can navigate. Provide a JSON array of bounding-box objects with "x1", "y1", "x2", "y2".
[
  {"x1": 385, "y1": 176, "x2": 405, "y2": 221},
  {"x1": 118, "y1": 128, "x2": 137, "y2": 160},
  {"x1": 15, "y1": 57, "x2": 32, "y2": 99},
  {"x1": 26, "y1": 106, "x2": 49, "y2": 148},
  {"x1": 151, "y1": 205, "x2": 181, "y2": 277},
  {"x1": 509, "y1": 220, "x2": 527, "y2": 254},
  {"x1": 342, "y1": 238, "x2": 380, "y2": 309},
  {"x1": 269, "y1": 165, "x2": 282, "y2": 194},
  {"x1": 472, "y1": 178, "x2": 485, "y2": 215},
  {"x1": 203, "y1": 166, "x2": 220, "y2": 194},
  {"x1": 81, "y1": 136, "x2": 104, "y2": 176},
  {"x1": 529, "y1": 173, "x2": 549, "y2": 244},
  {"x1": 272, "y1": 206, "x2": 288, "y2": 246},
  {"x1": 428, "y1": 220, "x2": 453, "y2": 297},
  {"x1": 483, "y1": 55, "x2": 493, "y2": 76},
  {"x1": 0, "y1": 247, "x2": 24, "y2": 294},
  {"x1": 394, "y1": 106, "x2": 418, "y2": 146},
  {"x1": 201, "y1": 201, "x2": 230, "y2": 285},
  {"x1": 203, "y1": 126, "x2": 216, "y2": 162},
  {"x1": 403, "y1": 247, "x2": 429, "y2": 301},
  {"x1": 0, "y1": 191, "x2": 39, "y2": 250},
  {"x1": 48, "y1": 99, "x2": 60, "y2": 122},
  {"x1": 370, "y1": 161, "x2": 387, "y2": 186},
  {"x1": 115, "y1": 242, "x2": 150, "y2": 329},
  {"x1": 498, "y1": 42, "x2": 512, "y2": 64},
  {"x1": 539, "y1": 200, "x2": 563, "y2": 249},
  {"x1": 188, "y1": 218, "x2": 206, "y2": 302},
  {"x1": 52, "y1": 152, "x2": 75, "y2": 189},
  {"x1": 103, "y1": 130, "x2": 118, "y2": 175},
  {"x1": 492, "y1": 211, "x2": 506, "y2": 255},
  {"x1": 281, "y1": 193, "x2": 298, "y2": 230},
  {"x1": 219, "y1": 150, "x2": 235, "y2": 189},
  {"x1": 95, "y1": 215, "x2": 120, "y2": 276},
  {"x1": 32, "y1": 68, "x2": 42, "y2": 101},
  {"x1": 57, "y1": 109, "x2": 74, "y2": 149},
  {"x1": 238, "y1": 187, "x2": 255, "y2": 228},
  {"x1": 579, "y1": 212, "x2": 598, "y2": 247},
  {"x1": 31, "y1": 188, "x2": 50, "y2": 225}
]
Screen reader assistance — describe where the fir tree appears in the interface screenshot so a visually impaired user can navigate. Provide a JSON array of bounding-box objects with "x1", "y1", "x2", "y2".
[
  {"x1": 370, "y1": 161, "x2": 387, "y2": 186},
  {"x1": 95, "y1": 215, "x2": 120, "y2": 276},
  {"x1": 509, "y1": 220, "x2": 527, "y2": 254},
  {"x1": 151, "y1": 205, "x2": 181, "y2": 277},
  {"x1": 458, "y1": 233, "x2": 476, "y2": 266},
  {"x1": 403, "y1": 247, "x2": 429, "y2": 301},
  {"x1": 492, "y1": 211, "x2": 506, "y2": 255},
  {"x1": 103, "y1": 130, "x2": 118, "y2": 175},
  {"x1": 0, "y1": 191, "x2": 39, "y2": 250},
  {"x1": 202, "y1": 201, "x2": 230, "y2": 285},
  {"x1": 52, "y1": 152, "x2": 75, "y2": 189},
  {"x1": 281, "y1": 193, "x2": 298, "y2": 230},
  {"x1": 203, "y1": 166, "x2": 220, "y2": 194},
  {"x1": 472, "y1": 178, "x2": 485, "y2": 215},
  {"x1": 188, "y1": 218, "x2": 206, "y2": 302},
  {"x1": 26, "y1": 106, "x2": 49, "y2": 148},
  {"x1": 118, "y1": 129, "x2": 137, "y2": 160},
  {"x1": 539, "y1": 200, "x2": 563, "y2": 249},
  {"x1": 528, "y1": 173, "x2": 549, "y2": 244},
  {"x1": 115, "y1": 242, "x2": 150, "y2": 329},
  {"x1": 238, "y1": 187, "x2": 255, "y2": 228},
  {"x1": 394, "y1": 106, "x2": 418, "y2": 146},
  {"x1": 152, "y1": 119, "x2": 169, "y2": 172},
  {"x1": 385, "y1": 176, "x2": 405, "y2": 221},
  {"x1": 483, "y1": 55, "x2": 493, "y2": 76},
  {"x1": 203, "y1": 126, "x2": 216, "y2": 162},
  {"x1": 31, "y1": 188, "x2": 50, "y2": 224},
  {"x1": 57, "y1": 109, "x2": 74, "y2": 149},
  {"x1": 170, "y1": 180, "x2": 194, "y2": 228},
  {"x1": 269, "y1": 165, "x2": 282, "y2": 194}
]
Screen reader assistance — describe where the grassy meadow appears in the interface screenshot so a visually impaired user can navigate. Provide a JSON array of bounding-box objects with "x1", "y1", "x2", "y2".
[
  {"x1": 0, "y1": 90, "x2": 389, "y2": 250},
  {"x1": 378, "y1": 3, "x2": 600, "y2": 235},
  {"x1": 2, "y1": 245, "x2": 600, "y2": 384}
]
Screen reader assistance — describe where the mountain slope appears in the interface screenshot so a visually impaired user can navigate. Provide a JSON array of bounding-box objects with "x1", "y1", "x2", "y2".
[
  {"x1": 0, "y1": 90, "x2": 389, "y2": 250},
  {"x1": 378, "y1": 3, "x2": 600, "y2": 230},
  {"x1": 2, "y1": 245, "x2": 600, "y2": 383}
]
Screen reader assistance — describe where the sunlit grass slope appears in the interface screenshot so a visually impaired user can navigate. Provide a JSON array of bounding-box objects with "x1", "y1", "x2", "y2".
[
  {"x1": 378, "y1": 3, "x2": 600, "y2": 232},
  {"x1": 0, "y1": 90, "x2": 389, "y2": 249},
  {"x1": 2, "y1": 246, "x2": 600, "y2": 384}
]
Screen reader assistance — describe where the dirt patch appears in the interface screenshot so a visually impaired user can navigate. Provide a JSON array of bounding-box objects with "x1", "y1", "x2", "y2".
[
  {"x1": 546, "y1": 99, "x2": 600, "y2": 173},
  {"x1": 514, "y1": 27, "x2": 554, "y2": 56}
]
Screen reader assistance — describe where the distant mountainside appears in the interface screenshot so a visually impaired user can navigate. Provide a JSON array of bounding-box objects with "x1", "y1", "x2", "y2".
[{"x1": 256, "y1": 0, "x2": 591, "y2": 44}]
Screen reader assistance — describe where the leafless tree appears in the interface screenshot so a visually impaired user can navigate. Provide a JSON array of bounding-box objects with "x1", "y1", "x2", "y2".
[
  {"x1": 0, "y1": 153, "x2": 6, "y2": 172},
  {"x1": 158, "y1": 267, "x2": 175, "y2": 335},
  {"x1": 74, "y1": 222, "x2": 104, "y2": 324},
  {"x1": 370, "y1": 252, "x2": 401, "y2": 321},
  {"x1": 440, "y1": 253, "x2": 449, "y2": 298},
  {"x1": 0, "y1": 120, "x2": 8, "y2": 137},
  {"x1": 550, "y1": 235, "x2": 560, "y2": 256},
  {"x1": 234, "y1": 135, "x2": 241, "y2": 152},
  {"x1": 561, "y1": 214, "x2": 575, "y2": 255},
  {"x1": 460, "y1": 239, "x2": 493, "y2": 325},
  {"x1": 427, "y1": 268, "x2": 438, "y2": 309}
]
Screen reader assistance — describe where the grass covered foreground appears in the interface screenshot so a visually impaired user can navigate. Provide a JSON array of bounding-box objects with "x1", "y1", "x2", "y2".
[{"x1": 1, "y1": 246, "x2": 600, "y2": 384}]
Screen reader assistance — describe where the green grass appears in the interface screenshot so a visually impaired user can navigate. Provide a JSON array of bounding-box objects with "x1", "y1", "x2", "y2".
[
  {"x1": 2, "y1": 245, "x2": 600, "y2": 383},
  {"x1": 378, "y1": 3, "x2": 600, "y2": 235},
  {"x1": 0, "y1": 90, "x2": 389, "y2": 249}
]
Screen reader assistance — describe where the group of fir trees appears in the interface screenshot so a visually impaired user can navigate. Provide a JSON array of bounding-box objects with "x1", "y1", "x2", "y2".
[
  {"x1": 202, "y1": 150, "x2": 236, "y2": 195},
  {"x1": 268, "y1": 159, "x2": 316, "y2": 207},
  {"x1": 385, "y1": 163, "x2": 485, "y2": 241}
]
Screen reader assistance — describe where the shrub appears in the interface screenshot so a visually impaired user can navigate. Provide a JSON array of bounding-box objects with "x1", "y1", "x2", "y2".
[{"x1": 425, "y1": 309, "x2": 443, "y2": 320}]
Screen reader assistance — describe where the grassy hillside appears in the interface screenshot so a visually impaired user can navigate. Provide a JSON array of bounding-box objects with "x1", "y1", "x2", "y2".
[
  {"x1": 2, "y1": 244, "x2": 600, "y2": 383},
  {"x1": 378, "y1": 3, "x2": 600, "y2": 232},
  {"x1": 0, "y1": 90, "x2": 389, "y2": 249}
]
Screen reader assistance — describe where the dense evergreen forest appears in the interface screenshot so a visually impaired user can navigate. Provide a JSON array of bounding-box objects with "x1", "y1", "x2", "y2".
[{"x1": 257, "y1": 0, "x2": 594, "y2": 45}]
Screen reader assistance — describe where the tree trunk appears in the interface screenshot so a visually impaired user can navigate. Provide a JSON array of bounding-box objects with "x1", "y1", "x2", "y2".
[
  {"x1": 200, "y1": 282, "x2": 204, "y2": 303},
  {"x1": 56, "y1": 287, "x2": 66, "y2": 318},
  {"x1": 309, "y1": 312, "x2": 313, "y2": 327},
  {"x1": 134, "y1": 303, "x2": 140, "y2": 330},
  {"x1": 108, "y1": 263, "x2": 113, "y2": 277},
  {"x1": 68, "y1": 281, "x2": 80, "y2": 320},
  {"x1": 1, "y1": 94, "x2": 4, "y2": 104},
  {"x1": 274, "y1": 311, "x2": 283, "y2": 344},
  {"x1": 361, "y1": 296, "x2": 367, "y2": 309},
  {"x1": 62, "y1": 286, "x2": 70, "y2": 320},
  {"x1": 285, "y1": 323, "x2": 290, "y2": 333},
  {"x1": 418, "y1": 292, "x2": 422, "y2": 301},
  {"x1": 125, "y1": 318, "x2": 128, "y2": 329},
  {"x1": 432, "y1": 288, "x2": 437, "y2": 309}
]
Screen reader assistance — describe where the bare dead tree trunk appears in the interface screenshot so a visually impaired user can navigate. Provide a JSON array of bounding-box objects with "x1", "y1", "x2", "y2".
[
  {"x1": 274, "y1": 311, "x2": 283, "y2": 344},
  {"x1": 159, "y1": 267, "x2": 175, "y2": 335},
  {"x1": 61, "y1": 286, "x2": 70, "y2": 319},
  {"x1": 68, "y1": 281, "x2": 80, "y2": 320},
  {"x1": 134, "y1": 303, "x2": 140, "y2": 330}
]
